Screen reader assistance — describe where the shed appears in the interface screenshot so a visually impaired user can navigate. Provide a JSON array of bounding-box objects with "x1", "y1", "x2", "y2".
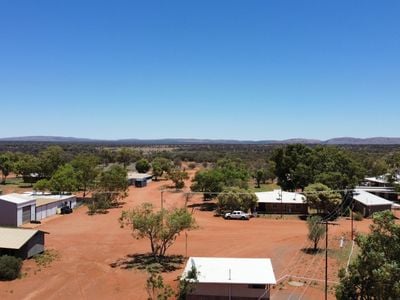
[
  {"x1": 352, "y1": 189, "x2": 393, "y2": 217},
  {"x1": 182, "y1": 257, "x2": 276, "y2": 300},
  {"x1": 34, "y1": 194, "x2": 77, "y2": 221},
  {"x1": 0, "y1": 227, "x2": 45, "y2": 259},
  {"x1": 0, "y1": 194, "x2": 36, "y2": 226},
  {"x1": 127, "y1": 172, "x2": 153, "y2": 187},
  {"x1": 255, "y1": 190, "x2": 308, "y2": 214}
]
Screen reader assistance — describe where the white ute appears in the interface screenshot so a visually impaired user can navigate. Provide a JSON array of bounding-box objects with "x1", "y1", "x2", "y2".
[{"x1": 224, "y1": 210, "x2": 250, "y2": 220}]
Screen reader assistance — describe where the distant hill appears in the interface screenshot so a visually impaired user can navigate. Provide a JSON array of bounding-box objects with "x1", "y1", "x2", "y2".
[{"x1": 1, "y1": 136, "x2": 400, "y2": 145}]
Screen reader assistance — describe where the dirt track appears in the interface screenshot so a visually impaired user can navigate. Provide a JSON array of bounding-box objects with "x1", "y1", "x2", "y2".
[{"x1": 0, "y1": 174, "x2": 374, "y2": 300}]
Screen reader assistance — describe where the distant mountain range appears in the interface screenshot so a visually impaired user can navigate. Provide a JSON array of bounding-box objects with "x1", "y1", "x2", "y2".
[{"x1": 1, "y1": 136, "x2": 400, "y2": 145}]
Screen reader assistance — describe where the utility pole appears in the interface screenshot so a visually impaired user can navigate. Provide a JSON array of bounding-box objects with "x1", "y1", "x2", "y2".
[
  {"x1": 160, "y1": 190, "x2": 164, "y2": 210},
  {"x1": 320, "y1": 220, "x2": 339, "y2": 300}
]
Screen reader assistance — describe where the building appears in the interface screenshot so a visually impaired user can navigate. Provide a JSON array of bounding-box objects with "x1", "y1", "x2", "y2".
[
  {"x1": 255, "y1": 190, "x2": 308, "y2": 214},
  {"x1": 0, "y1": 227, "x2": 45, "y2": 259},
  {"x1": 0, "y1": 193, "x2": 77, "y2": 226},
  {"x1": 182, "y1": 257, "x2": 276, "y2": 300},
  {"x1": 352, "y1": 189, "x2": 393, "y2": 217},
  {"x1": 127, "y1": 172, "x2": 153, "y2": 187}
]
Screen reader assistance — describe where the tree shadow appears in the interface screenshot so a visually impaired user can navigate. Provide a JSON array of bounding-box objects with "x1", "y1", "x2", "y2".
[
  {"x1": 301, "y1": 248, "x2": 324, "y2": 255},
  {"x1": 187, "y1": 202, "x2": 217, "y2": 211},
  {"x1": 109, "y1": 253, "x2": 185, "y2": 273}
]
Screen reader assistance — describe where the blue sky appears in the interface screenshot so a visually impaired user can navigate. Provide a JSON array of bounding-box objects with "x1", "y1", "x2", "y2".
[{"x1": 0, "y1": 0, "x2": 399, "y2": 140}]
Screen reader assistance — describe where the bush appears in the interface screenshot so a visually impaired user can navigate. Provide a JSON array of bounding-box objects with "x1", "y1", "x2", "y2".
[
  {"x1": 353, "y1": 211, "x2": 363, "y2": 221},
  {"x1": 0, "y1": 255, "x2": 22, "y2": 281},
  {"x1": 188, "y1": 162, "x2": 197, "y2": 169}
]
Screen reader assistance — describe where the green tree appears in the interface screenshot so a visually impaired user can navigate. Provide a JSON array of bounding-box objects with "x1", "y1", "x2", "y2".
[
  {"x1": 39, "y1": 146, "x2": 67, "y2": 178},
  {"x1": 14, "y1": 154, "x2": 41, "y2": 183},
  {"x1": 168, "y1": 169, "x2": 189, "y2": 189},
  {"x1": 71, "y1": 154, "x2": 100, "y2": 198},
  {"x1": 254, "y1": 169, "x2": 266, "y2": 188},
  {"x1": 190, "y1": 169, "x2": 224, "y2": 200},
  {"x1": 146, "y1": 271, "x2": 174, "y2": 300},
  {"x1": 304, "y1": 183, "x2": 342, "y2": 215},
  {"x1": 136, "y1": 159, "x2": 151, "y2": 173},
  {"x1": 120, "y1": 203, "x2": 197, "y2": 259},
  {"x1": 0, "y1": 153, "x2": 13, "y2": 184},
  {"x1": 99, "y1": 148, "x2": 115, "y2": 166},
  {"x1": 116, "y1": 148, "x2": 142, "y2": 168},
  {"x1": 336, "y1": 211, "x2": 400, "y2": 299},
  {"x1": 151, "y1": 157, "x2": 172, "y2": 181},
  {"x1": 33, "y1": 179, "x2": 50, "y2": 192},
  {"x1": 217, "y1": 188, "x2": 258, "y2": 213},
  {"x1": 306, "y1": 215, "x2": 325, "y2": 251},
  {"x1": 95, "y1": 165, "x2": 128, "y2": 205},
  {"x1": 48, "y1": 164, "x2": 79, "y2": 194}
]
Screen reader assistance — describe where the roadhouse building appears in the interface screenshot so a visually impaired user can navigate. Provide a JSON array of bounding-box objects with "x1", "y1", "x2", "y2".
[
  {"x1": 255, "y1": 190, "x2": 308, "y2": 214},
  {"x1": 182, "y1": 257, "x2": 276, "y2": 300},
  {"x1": 127, "y1": 172, "x2": 153, "y2": 187},
  {"x1": 0, "y1": 227, "x2": 45, "y2": 259},
  {"x1": 0, "y1": 193, "x2": 77, "y2": 227}
]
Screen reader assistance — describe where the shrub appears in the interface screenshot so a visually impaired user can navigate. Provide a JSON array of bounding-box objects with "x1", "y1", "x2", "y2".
[
  {"x1": 0, "y1": 255, "x2": 22, "y2": 281},
  {"x1": 188, "y1": 162, "x2": 197, "y2": 169},
  {"x1": 353, "y1": 211, "x2": 363, "y2": 221}
]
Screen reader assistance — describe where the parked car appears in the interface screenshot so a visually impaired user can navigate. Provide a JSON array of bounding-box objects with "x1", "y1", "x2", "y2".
[
  {"x1": 60, "y1": 206, "x2": 73, "y2": 214},
  {"x1": 224, "y1": 210, "x2": 250, "y2": 220}
]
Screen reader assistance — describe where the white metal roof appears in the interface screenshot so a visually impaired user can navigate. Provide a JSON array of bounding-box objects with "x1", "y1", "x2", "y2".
[
  {"x1": 0, "y1": 193, "x2": 36, "y2": 205},
  {"x1": 182, "y1": 257, "x2": 276, "y2": 285},
  {"x1": 127, "y1": 172, "x2": 153, "y2": 180},
  {"x1": 353, "y1": 189, "x2": 394, "y2": 206},
  {"x1": 255, "y1": 190, "x2": 306, "y2": 204},
  {"x1": 0, "y1": 227, "x2": 40, "y2": 249}
]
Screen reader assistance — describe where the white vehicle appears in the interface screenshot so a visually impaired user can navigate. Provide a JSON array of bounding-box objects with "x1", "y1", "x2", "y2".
[{"x1": 224, "y1": 210, "x2": 250, "y2": 220}]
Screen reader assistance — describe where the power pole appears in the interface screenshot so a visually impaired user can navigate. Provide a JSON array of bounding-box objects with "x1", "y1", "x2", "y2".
[{"x1": 320, "y1": 220, "x2": 339, "y2": 300}]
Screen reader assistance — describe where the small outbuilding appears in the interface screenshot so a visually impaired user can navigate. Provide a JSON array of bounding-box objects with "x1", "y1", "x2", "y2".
[
  {"x1": 255, "y1": 190, "x2": 308, "y2": 214},
  {"x1": 0, "y1": 194, "x2": 36, "y2": 226},
  {"x1": 182, "y1": 257, "x2": 276, "y2": 300},
  {"x1": 127, "y1": 172, "x2": 153, "y2": 187},
  {"x1": 0, "y1": 193, "x2": 77, "y2": 226},
  {"x1": 352, "y1": 189, "x2": 393, "y2": 217},
  {"x1": 0, "y1": 227, "x2": 45, "y2": 259}
]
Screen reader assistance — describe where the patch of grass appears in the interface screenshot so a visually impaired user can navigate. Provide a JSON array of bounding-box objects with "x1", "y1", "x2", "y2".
[{"x1": 33, "y1": 250, "x2": 59, "y2": 267}]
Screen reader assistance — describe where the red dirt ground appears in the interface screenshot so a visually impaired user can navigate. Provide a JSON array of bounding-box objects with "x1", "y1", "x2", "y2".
[{"x1": 0, "y1": 172, "x2": 380, "y2": 300}]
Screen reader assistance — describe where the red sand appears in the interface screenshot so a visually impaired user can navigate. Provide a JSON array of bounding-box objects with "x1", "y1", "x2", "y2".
[{"x1": 0, "y1": 173, "x2": 376, "y2": 300}]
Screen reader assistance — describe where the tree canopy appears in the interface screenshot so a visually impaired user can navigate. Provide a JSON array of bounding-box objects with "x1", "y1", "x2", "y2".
[
  {"x1": 304, "y1": 183, "x2": 342, "y2": 215},
  {"x1": 120, "y1": 203, "x2": 197, "y2": 259},
  {"x1": 336, "y1": 211, "x2": 400, "y2": 299},
  {"x1": 136, "y1": 159, "x2": 151, "y2": 173},
  {"x1": 217, "y1": 188, "x2": 257, "y2": 213}
]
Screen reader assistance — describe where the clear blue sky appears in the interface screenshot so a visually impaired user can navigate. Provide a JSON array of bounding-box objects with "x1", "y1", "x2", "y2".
[{"x1": 1, "y1": 0, "x2": 399, "y2": 140}]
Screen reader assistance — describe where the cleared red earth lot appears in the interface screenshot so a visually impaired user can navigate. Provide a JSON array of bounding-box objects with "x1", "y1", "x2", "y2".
[{"x1": 0, "y1": 176, "x2": 375, "y2": 300}]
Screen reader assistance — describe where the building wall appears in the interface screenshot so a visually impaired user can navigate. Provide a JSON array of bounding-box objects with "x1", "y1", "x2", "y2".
[
  {"x1": 18, "y1": 231, "x2": 45, "y2": 259},
  {"x1": 257, "y1": 203, "x2": 308, "y2": 214},
  {"x1": 188, "y1": 283, "x2": 270, "y2": 299},
  {"x1": 0, "y1": 201, "x2": 17, "y2": 227},
  {"x1": 353, "y1": 201, "x2": 392, "y2": 217}
]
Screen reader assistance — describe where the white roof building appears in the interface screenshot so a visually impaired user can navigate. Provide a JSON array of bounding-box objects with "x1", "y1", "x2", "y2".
[
  {"x1": 182, "y1": 257, "x2": 276, "y2": 285},
  {"x1": 353, "y1": 189, "x2": 394, "y2": 206},
  {"x1": 255, "y1": 190, "x2": 306, "y2": 204},
  {"x1": 0, "y1": 193, "x2": 36, "y2": 206}
]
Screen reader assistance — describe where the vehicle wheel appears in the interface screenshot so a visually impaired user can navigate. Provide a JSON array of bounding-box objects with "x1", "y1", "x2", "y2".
[
  {"x1": 241, "y1": 217, "x2": 245, "y2": 220},
  {"x1": 226, "y1": 216, "x2": 231, "y2": 220}
]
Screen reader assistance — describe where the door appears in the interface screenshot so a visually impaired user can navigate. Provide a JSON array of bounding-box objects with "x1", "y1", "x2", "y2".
[{"x1": 22, "y1": 206, "x2": 31, "y2": 223}]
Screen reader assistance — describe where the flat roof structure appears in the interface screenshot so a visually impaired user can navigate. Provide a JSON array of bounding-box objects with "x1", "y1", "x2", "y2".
[
  {"x1": 353, "y1": 189, "x2": 394, "y2": 206},
  {"x1": 35, "y1": 195, "x2": 76, "y2": 207},
  {"x1": 182, "y1": 257, "x2": 276, "y2": 285},
  {"x1": 255, "y1": 190, "x2": 306, "y2": 204},
  {"x1": 127, "y1": 172, "x2": 153, "y2": 180},
  {"x1": 0, "y1": 193, "x2": 36, "y2": 205},
  {"x1": 0, "y1": 227, "x2": 40, "y2": 249}
]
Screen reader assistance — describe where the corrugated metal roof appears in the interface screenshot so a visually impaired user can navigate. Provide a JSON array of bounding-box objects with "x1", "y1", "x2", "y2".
[
  {"x1": 255, "y1": 190, "x2": 306, "y2": 204},
  {"x1": 353, "y1": 189, "x2": 394, "y2": 206},
  {"x1": 0, "y1": 193, "x2": 36, "y2": 205},
  {"x1": 0, "y1": 227, "x2": 40, "y2": 249},
  {"x1": 182, "y1": 257, "x2": 276, "y2": 285},
  {"x1": 127, "y1": 172, "x2": 153, "y2": 180}
]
